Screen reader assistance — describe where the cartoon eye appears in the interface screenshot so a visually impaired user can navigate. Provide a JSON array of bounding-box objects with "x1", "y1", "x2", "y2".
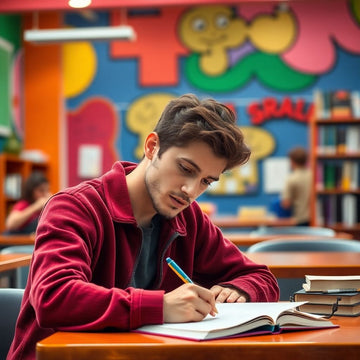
[
  {"x1": 215, "y1": 14, "x2": 229, "y2": 29},
  {"x1": 192, "y1": 17, "x2": 206, "y2": 32}
]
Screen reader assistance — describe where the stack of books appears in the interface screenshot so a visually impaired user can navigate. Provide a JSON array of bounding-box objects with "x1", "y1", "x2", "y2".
[{"x1": 293, "y1": 275, "x2": 360, "y2": 317}]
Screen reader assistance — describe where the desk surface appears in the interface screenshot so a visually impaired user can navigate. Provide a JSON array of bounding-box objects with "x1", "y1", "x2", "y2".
[
  {"x1": 0, "y1": 253, "x2": 32, "y2": 273},
  {"x1": 36, "y1": 316, "x2": 360, "y2": 360},
  {"x1": 247, "y1": 251, "x2": 360, "y2": 278},
  {"x1": 0, "y1": 234, "x2": 35, "y2": 247}
]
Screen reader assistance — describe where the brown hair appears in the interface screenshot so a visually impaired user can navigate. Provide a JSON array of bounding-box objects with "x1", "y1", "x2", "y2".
[
  {"x1": 288, "y1": 147, "x2": 308, "y2": 166},
  {"x1": 22, "y1": 171, "x2": 49, "y2": 203},
  {"x1": 153, "y1": 94, "x2": 250, "y2": 171}
]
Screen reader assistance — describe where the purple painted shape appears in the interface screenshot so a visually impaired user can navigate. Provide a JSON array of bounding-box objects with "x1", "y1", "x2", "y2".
[{"x1": 228, "y1": 42, "x2": 256, "y2": 66}]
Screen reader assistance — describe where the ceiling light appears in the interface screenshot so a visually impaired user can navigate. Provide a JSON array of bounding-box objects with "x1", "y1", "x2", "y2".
[
  {"x1": 68, "y1": 0, "x2": 92, "y2": 9},
  {"x1": 24, "y1": 26, "x2": 136, "y2": 43}
]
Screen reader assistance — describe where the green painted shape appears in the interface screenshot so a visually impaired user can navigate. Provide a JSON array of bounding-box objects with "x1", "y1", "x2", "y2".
[{"x1": 185, "y1": 52, "x2": 316, "y2": 93}]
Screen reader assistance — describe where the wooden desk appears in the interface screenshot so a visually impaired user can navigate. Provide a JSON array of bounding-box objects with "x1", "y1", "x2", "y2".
[
  {"x1": 0, "y1": 253, "x2": 32, "y2": 287},
  {"x1": 0, "y1": 234, "x2": 35, "y2": 247},
  {"x1": 247, "y1": 251, "x2": 360, "y2": 278},
  {"x1": 0, "y1": 253, "x2": 32, "y2": 273},
  {"x1": 211, "y1": 215, "x2": 296, "y2": 229},
  {"x1": 36, "y1": 316, "x2": 360, "y2": 360}
]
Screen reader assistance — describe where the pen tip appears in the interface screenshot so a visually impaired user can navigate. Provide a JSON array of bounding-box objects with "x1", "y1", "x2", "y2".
[{"x1": 166, "y1": 257, "x2": 171, "y2": 263}]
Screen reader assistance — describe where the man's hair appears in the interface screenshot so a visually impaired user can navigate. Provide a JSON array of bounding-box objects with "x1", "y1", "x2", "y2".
[
  {"x1": 288, "y1": 147, "x2": 308, "y2": 166},
  {"x1": 22, "y1": 171, "x2": 49, "y2": 203},
  {"x1": 153, "y1": 94, "x2": 250, "y2": 171}
]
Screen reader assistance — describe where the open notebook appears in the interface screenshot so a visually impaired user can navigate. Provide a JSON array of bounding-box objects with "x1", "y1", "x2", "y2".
[{"x1": 134, "y1": 302, "x2": 337, "y2": 341}]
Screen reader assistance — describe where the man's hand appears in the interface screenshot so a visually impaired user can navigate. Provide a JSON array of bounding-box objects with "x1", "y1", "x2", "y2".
[
  {"x1": 163, "y1": 283, "x2": 217, "y2": 323},
  {"x1": 210, "y1": 285, "x2": 248, "y2": 303}
]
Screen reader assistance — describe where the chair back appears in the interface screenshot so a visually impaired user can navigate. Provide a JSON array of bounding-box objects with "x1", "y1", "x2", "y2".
[
  {"x1": 247, "y1": 238, "x2": 360, "y2": 253},
  {"x1": 0, "y1": 288, "x2": 24, "y2": 359},
  {"x1": 250, "y1": 226, "x2": 336, "y2": 237},
  {"x1": 0, "y1": 245, "x2": 35, "y2": 254}
]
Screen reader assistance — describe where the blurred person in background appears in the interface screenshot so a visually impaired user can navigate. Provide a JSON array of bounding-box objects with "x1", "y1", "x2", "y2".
[
  {"x1": 281, "y1": 147, "x2": 312, "y2": 226},
  {"x1": 5, "y1": 171, "x2": 51, "y2": 235}
]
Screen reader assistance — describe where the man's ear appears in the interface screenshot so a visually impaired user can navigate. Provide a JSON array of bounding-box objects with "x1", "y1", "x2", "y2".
[{"x1": 144, "y1": 132, "x2": 159, "y2": 159}]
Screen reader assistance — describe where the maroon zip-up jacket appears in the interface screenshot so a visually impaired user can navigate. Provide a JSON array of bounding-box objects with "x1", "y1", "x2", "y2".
[{"x1": 8, "y1": 161, "x2": 279, "y2": 359}]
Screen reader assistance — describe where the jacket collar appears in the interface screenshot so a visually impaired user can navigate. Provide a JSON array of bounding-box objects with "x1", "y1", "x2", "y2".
[{"x1": 102, "y1": 161, "x2": 187, "y2": 235}]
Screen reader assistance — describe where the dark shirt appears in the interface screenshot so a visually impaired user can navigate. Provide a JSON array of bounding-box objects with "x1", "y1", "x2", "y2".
[{"x1": 129, "y1": 215, "x2": 162, "y2": 288}]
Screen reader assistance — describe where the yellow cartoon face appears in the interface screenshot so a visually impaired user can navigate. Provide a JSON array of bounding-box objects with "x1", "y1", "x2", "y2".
[
  {"x1": 179, "y1": 6, "x2": 246, "y2": 75},
  {"x1": 179, "y1": 6, "x2": 246, "y2": 52},
  {"x1": 241, "y1": 126, "x2": 275, "y2": 159}
]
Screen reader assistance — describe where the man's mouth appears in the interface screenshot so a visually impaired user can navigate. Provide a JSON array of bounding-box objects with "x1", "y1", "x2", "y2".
[{"x1": 170, "y1": 194, "x2": 189, "y2": 208}]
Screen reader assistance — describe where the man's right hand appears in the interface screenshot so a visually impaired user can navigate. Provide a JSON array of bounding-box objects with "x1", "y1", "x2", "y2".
[{"x1": 163, "y1": 283, "x2": 217, "y2": 323}]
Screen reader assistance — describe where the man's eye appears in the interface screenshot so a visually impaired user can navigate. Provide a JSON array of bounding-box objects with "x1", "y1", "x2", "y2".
[
  {"x1": 202, "y1": 179, "x2": 212, "y2": 186},
  {"x1": 179, "y1": 164, "x2": 192, "y2": 174}
]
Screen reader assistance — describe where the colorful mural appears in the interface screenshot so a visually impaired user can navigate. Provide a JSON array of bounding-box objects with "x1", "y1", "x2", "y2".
[
  {"x1": 63, "y1": 0, "x2": 360, "y2": 211},
  {"x1": 107, "y1": 1, "x2": 360, "y2": 92},
  {"x1": 181, "y1": 4, "x2": 317, "y2": 92}
]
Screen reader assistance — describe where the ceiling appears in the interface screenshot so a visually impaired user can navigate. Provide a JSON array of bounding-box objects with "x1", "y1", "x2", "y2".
[{"x1": 0, "y1": 0, "x2": 294, "y2": 14}]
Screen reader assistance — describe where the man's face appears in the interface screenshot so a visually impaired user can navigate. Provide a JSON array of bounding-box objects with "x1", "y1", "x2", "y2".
[{"x1": 144, "y1": 141, "x2": 227, "y2": 219}]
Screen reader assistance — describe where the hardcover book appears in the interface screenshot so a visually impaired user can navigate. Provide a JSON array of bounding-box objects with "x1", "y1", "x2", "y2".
[
  {"x1": 303, "y1": 275, "x2": 360, "y2": 292},
  {"x1": 297, "y1": 302, "x2": 360, "y2": 317},
  {"x1": 294, "y1": 289, "x2": 360, "y2": 305}
]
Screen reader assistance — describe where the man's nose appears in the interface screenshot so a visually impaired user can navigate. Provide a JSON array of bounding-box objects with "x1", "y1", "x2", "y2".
[{"x1": 181, "y1": 180, "x2": 199, "y2": 200}]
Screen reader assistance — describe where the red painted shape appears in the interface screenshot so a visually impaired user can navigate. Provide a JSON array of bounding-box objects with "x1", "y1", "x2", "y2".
[
  {"x1": 67, "y1": 97, "x2": 119, "y2": 187},
  {"x1": 110, "y1": 7, "x2": 189, "y2": 86}
]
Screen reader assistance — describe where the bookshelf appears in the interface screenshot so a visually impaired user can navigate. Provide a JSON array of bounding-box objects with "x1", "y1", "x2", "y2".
[
  {"x1": 0, "y1": 154, "x2": 49, "y2": 232},
  {"x1": 310, "y1": 108, "x2": 360, "y2": 238}
]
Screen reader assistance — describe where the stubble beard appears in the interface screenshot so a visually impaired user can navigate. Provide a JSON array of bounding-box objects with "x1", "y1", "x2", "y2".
[{"x1": 144, "y1": 166, "x2": 177, "y2": 221}]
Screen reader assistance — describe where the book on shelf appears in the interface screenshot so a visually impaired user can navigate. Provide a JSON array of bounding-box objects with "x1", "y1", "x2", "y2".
[
  {"x1": 342, "y1": 194, "x2": 357, "y2": 227},
  {"x1": 4, "y1": 173, "x2": 22, "y2": 199},
  {"x1": 316, "y1": 161, "x2": 359, "y2": 191},
  {"x1": 317, "y1": 125, "x2": 360, "y2": 155},
  {"x1": 336, "y1": 125, "x2": 347, "y2": 154},
  {"x1": 345, "y1": 125, "x2": 360, "y2": 154},
  {"x1": 133, "y1": 302, "x2": 336, "y2": 341},
  {"x1": 314, "y1": 89, "x2": 360, "y2": 120},
  {"x1": 330, "y1": 90, "x2": 353, "y2": 118},
  {"x1": 302, "y1": 275, "x2": 360, "y2": 292},
  {"x1": 351, "y1": 91, "x2": 360, "y2": 118},
  {"x1": 316, "y1": 194, "x2": 359, "y2": 227}
]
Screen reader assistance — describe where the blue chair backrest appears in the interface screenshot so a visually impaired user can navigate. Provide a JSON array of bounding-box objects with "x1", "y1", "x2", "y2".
[
  {"x1": 0, "y1": 288, "x2": 24, "y2": 359},
  {"x1": 250, "y1": 226, "x2": 336, "y2": 237},
  {"x1": 247, "y1": 238, "x2": 360, "y2": 253}
]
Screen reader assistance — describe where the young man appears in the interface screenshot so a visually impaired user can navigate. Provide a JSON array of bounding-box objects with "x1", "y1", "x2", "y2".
[
  {"x1": 281, "y1": 147, "x2": 312, "y2": 226},
  {"x1": 8, "y1": 94, "x2": 279, "y2": 360}
]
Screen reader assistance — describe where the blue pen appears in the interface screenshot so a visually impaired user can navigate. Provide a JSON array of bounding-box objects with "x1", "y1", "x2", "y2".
[{"x1": 166, "y1": 257, "x2": 193, "y2": 284}]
